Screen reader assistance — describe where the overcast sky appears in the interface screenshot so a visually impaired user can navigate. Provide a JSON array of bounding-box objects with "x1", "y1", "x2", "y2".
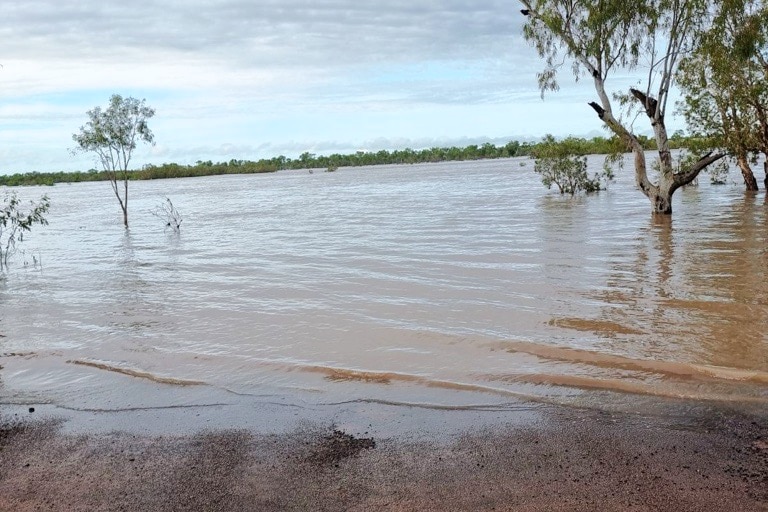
[{"x1": 0, "y1": 1, "x2": 681, "y2": 173}]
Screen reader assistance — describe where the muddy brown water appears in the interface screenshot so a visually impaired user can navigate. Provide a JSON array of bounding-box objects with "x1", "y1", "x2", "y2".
[{"x1": 1, "y1": 156, "x2": 766, "y2": 429}]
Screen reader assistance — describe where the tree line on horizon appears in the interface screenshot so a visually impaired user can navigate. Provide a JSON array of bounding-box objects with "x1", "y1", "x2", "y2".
[
  {"x1": 4, "y1": 1, "x2": 766, "y2": 219},
  {"x1": 2, "y1": 0, "x2": 766, "y2": 269},
  {"x1": 0, "y1": 133, "x2": 686, "y2": 187}
]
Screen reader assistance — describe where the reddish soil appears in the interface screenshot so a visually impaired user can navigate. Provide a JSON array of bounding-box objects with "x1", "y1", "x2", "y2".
[{"x1": 0, "y1": 405, "x2": 766, "y2": 511}]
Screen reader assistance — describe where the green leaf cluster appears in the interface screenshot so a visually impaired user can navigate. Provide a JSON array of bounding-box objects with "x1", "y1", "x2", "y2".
[
  {"x1": 520, "y1": 0, "x2": 728, "y2": 213},
  {"x1": 72, "y1": 94, "x2": 156, "y2": 228},
  {"x1": 521, "y1": 0, "x2": 654, "y2": 94},
  {"x1": 72, "y1": 94, "x2": 155, "y2": 172},
  {"x1": 677, "y1": 0, "x2": 768, "y2": 186},
  {"x1": 531, "y1": 135, "x2": 614, "y2": 195}
]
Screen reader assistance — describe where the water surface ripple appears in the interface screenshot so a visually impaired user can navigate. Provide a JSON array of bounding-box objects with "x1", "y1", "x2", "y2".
[{"x1": 1, "y1": 157, "x2": 767, "y2": 413}]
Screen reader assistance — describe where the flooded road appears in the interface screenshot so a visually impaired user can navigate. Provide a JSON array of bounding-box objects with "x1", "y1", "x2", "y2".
[{"x1": 1, "y1": 156, "x2": 767, "y2": 421}]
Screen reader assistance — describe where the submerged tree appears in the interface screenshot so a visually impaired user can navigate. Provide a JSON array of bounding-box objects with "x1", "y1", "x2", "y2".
[
  {"x1": 531, "y1": 135, "x2": 614, "y2": 195},
  {"x1": 0, "y1": 192, "x2": 50, "y2": 270},
  {"x1": 72, "y1": 95, "x2": 155, "y2": 228},
  {"x1": 678, "y1": 0, "x2": 768, "y2": 190},
  {"x1": 150, "y1": 197, "x2": 182, "y2": 233},
  {"x1": 520, "y1": 0, "x2": 724, "y2": 214}
]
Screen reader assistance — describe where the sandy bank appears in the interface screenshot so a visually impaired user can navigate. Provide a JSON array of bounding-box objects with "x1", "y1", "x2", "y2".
[{"x1": 0, "y1": 402, "x2": 766, "y2": 511}]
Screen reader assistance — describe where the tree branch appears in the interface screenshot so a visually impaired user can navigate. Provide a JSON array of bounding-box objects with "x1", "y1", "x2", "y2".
[
  {"x1": 588, "y1": 102, "x2": 605, "y2": 119},
  {"x1": 674, "y1": 151, "x2": 726, "y2": 186},
  {"x1": 630, "y1": 88, "x2": 659, "y2": 120}
]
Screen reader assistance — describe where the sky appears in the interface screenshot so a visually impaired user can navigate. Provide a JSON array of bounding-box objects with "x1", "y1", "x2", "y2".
[{"x1": 0, "y1": 1, "x2": 684, "y2": 174}]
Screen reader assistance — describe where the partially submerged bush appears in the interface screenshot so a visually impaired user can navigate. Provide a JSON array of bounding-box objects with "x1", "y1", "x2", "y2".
[
  {"x1": 706, "y1": 159, "x2": 730, "y2": 185},
  {"x1": 150, "y1": 197, "x2": 182, "y2": 233},
  {"x1": 0, "y1": 192, "x2": 50, "y2": 270},
  {"x1": 531, "y1": 135, "x2": 614, "y2": 196}
]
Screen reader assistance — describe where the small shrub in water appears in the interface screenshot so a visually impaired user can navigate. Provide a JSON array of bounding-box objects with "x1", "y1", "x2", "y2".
[
  {"x1": 0, "y1": 193, "x2": 50, "y2": 270},
  {"x1": 151, "y1": 197, "x2": 182, "y2": 233},
  {"x1": 531, "y1": 135, "x2": 613, "y2": 196},
  {"x1": 707, "y1": 159, "x2": 730, "y2": 185}
]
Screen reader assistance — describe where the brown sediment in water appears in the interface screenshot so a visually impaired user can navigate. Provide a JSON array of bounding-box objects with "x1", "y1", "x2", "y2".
[
  {"x1": 322, "y1": 367, "x2": 394, "y2": 384},
  {"x1": 492, "y1": 339, "x2": 768, "y2": 384},
  {"x1": 251, "y1": 359, "x2": 768, "y2": 405},
  {"x1": 548, "y1": 317, "x2": 646, "y2": 336},
  {"x1": 661, "y1": 297, "x2": 764, "y2": 316},
  {"x1": 0, "y1": 352, "x2": 36, "y2": 358},
  {"x1": 0, "y1": 404, "x2": 765, "y2": 511},
  {"x1": 67, "y1": 360, "x2": 206, "y2": 387},
  {"x1": 485, "y1": 372, "x2": 768, "y2": 403},
  {"x1": 302, "y1": 364, "x2": 545, "y2": 401}
]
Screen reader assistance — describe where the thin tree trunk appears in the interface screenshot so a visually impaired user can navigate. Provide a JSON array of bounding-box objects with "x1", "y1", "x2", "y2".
[
  {"x1": 587, "y1": 97, "x2": 665, "y2": 212},
  {"x1": 736, "y1": 155, "x2": 759, "y2": 191},
  {"x1": 123, "y1": 177, "x2": 129, "y2": 228},
  {"x1": 764, "y1": 159, "x2": 768, "y2": 190}
]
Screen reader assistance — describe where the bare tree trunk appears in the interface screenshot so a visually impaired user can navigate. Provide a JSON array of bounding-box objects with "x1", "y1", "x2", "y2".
[
  {"x1": 123, "y1": 177, "x2": 129, "y2": 228},
  {"x1": 648, "y1": 176, "x2": 675, "y2": 214},
  {"x1": 587, "y1": 94, "x2": 670, "y2": 213},
  {"x1": 626, "y1": 88, "x2": 725, "y2": 214},
  {"x1": 763, "y1": 161, "x2": 768, "y2": 189},
  {"x1": 651, "y1": 120, "x2": 677, "y2": 215},
  {"x1": 736, "y1": 155, "x2": 759, "y2": 191}
]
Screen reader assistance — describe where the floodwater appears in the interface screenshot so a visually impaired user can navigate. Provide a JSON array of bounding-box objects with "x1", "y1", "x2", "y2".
[{"x1": 1, "y1": 156, "x2": 767, "y2": 423}]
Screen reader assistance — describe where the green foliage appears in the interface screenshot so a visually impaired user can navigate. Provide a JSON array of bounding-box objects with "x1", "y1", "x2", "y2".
[
  {"x1": 707, "y1": 159, "x2": 731, "y2": 185},
  {"x1": 139, "y1": 159, "x2": 280, "y2": 180},
  {"x1": 521, "y1": 0, "x2": 652, "y2": 94},
  {"x1": 531, "y1": 135, "x2": 614, "y2": 195},
  {"x1": 677, "y1": 0, "x2": 768, "y2": 189},
  {"x1": 520, "y1": 0, "x2": 720, "y2": 214},
  {"x1": 72, "y1": 94, "x2": 156, "y2": 228},
  {"x1": 72, "y1": 95, "x2": 155, "y2": 170},
  {"x1": 0, "y1": 192, "x2": 50, "y2": 270}
]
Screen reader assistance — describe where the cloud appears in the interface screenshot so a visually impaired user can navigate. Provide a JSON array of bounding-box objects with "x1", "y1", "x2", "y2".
[
  {"x1": 2, "y1": 1, "x2": 537, "y2": 101},
  {"x1": 3, "y1": 1, "x2": 526, "y2": 65},
  {"x1": 1, "y1": 1, "x2": 610, "y2": 173}
]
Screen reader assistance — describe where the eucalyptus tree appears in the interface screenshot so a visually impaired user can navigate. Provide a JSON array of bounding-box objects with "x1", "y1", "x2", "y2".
[
  {"x1": 678, "y1": 0, "x2": 768, "y2": 190},
  {"x1": 519, "y1": 0, "x2": 723, "y2": 214},
  {"x1": 72, "y1": 95, "x2": 155, "y2": 228}
]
